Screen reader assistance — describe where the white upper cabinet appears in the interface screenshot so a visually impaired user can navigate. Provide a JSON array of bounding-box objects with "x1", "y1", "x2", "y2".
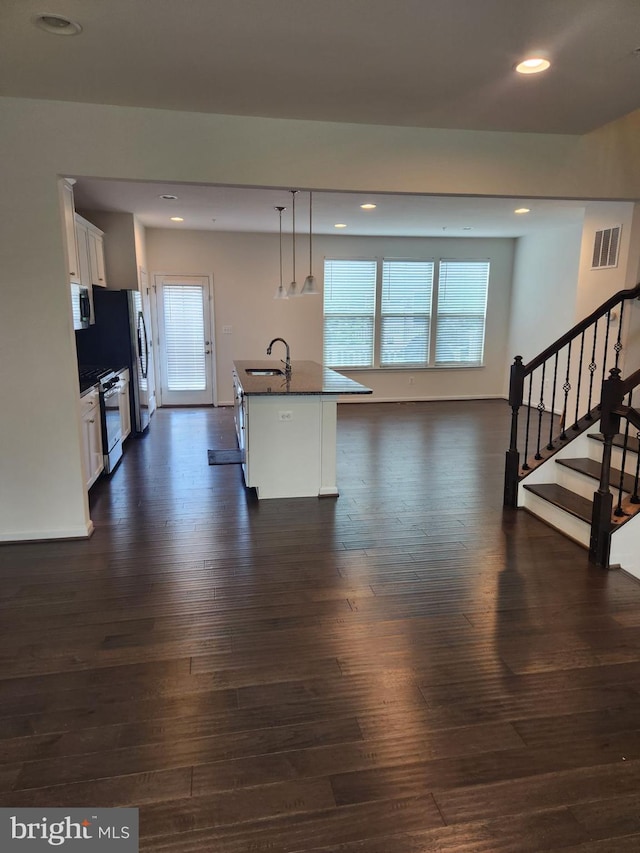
[
  {"x1": 75, "y1": 213, "x2": 107, "y2": 288},
  {"x1": 62, "y1": 180, "x2": 81, "y2": 284},
  {"x1": 87, "y1": 228, "x2": 106, "y2": 286}
]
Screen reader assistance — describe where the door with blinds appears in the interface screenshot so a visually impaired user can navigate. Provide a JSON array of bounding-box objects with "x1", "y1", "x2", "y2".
[{"x1": 154, "y1": 275, "x2": 215, "y2": 406}]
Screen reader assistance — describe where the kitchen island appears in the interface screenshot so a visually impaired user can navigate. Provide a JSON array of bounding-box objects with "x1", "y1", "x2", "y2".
[{"x1": 233, "y1": 360, "x2": 371, "y2": 499}]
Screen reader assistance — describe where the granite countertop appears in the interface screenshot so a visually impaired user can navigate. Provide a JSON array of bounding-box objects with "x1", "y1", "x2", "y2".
[{"x1": 234, "y1": 360, "x2": 372, "y2": 396}]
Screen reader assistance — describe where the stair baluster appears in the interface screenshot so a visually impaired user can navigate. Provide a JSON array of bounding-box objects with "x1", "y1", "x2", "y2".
[
  {"x1": 585, "y1": 320, "x2": 599, "y2": 420},
  {"x1": 560, "y1": 339, "x2": 572, "y2": 442},
  {"x1": 534, "y1": 361, "x2": 547, "y2": 460},
  {"x1": 614, "y1": 389, "x2": 633, "y2": 517},
  {"x1": 547, "y1": 351, "x2": 559, "y2": 450},
  {"x1": 573, "y1": 330, "x2": 586, "y2": 431},
  {"x1": 632, "y1": 430, "x2": 640, "y2": 505}
]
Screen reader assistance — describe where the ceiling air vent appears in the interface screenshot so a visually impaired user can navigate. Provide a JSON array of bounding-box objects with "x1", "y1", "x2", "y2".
[{"x1": 592, "y1": 225, "x2": 621, "y2": 270}]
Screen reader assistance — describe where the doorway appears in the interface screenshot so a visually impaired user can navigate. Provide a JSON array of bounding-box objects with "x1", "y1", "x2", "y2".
[{"x1": 153, "y1": 274, "x2": 216, "y2": 406}]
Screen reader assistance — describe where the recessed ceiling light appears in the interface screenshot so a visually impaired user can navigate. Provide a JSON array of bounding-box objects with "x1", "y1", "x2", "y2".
[
  {"x1": 514, "y1": 208, "x2": 530, "y2": 214},
  {"x1": 515, "y1": 57, "x2": 551, "y2": 75},
  {"x1": 334, "y1": 223, "x2": 347, "y2": 229},
  {"x1": 170, "y1": 217, "x2": 184, "y2": 222},
  {"x1": 160, "y1": 194, "x2": 178, "y2": 201},
  {"x1": 33, "y1": 14, "x2": 82, "y2": 35},
  {"x1": 360, "y1": 203, "x2": 377, "y2": 210}
]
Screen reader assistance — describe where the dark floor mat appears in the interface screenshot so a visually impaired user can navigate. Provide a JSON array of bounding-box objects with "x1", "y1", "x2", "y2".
[{"x1": 208, "y1": 449, "x2": 244, "y2": 465}]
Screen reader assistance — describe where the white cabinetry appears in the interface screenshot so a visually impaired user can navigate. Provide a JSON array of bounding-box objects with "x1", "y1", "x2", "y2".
[
  {"x1": 80, "y1": 390, "x2": 104, "y2": 489},
  {"x1": 87, "y1": 228, "x2": 107, "y2": 286},
  {"x1": 62, "y1": 180, "x2": 81, "y2": 284},
  {"x1": 75, "y1": 214, "x2": 107, "y2": 288},
  {"x1": 118, "y1": 369, "x2": 131, "y2": 442},
  {"x1": 233, "y1": 370, "x2": 244, "y2": 450}
]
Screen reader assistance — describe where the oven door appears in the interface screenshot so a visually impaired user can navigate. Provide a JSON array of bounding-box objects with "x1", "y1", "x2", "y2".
[{"x1": 101, "y1": 384, "x2": 123, "y2": 473}]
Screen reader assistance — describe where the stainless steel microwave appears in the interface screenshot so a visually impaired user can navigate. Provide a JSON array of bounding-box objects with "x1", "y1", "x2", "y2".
[{"x1": 71, "y1": 283, "x2": 92, "y2": 330}]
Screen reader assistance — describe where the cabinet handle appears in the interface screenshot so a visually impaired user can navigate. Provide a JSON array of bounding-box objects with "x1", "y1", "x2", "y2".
[{"x1": 89, "y1": 418, "x2": 95, "y2": 423}]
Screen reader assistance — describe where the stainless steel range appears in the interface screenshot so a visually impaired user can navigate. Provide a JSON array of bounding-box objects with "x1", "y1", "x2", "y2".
[{"x1": 79, "y1": 367, "x2": 123, "y2": 474}]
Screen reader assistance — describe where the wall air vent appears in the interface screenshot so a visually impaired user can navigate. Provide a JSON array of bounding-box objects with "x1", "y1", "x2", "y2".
[{"x1": 592, "y1": 225, "x2": 621, "y2": 270}]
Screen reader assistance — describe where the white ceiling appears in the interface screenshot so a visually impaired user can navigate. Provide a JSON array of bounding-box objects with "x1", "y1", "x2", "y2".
[
  {"x1": 1, "y1": 0, "x2": 639, "y2": 135},
  {"x1": 72, "y1": 178, "x2": 592, "y2": 238},
  {"x1": 6, "y1": 0, "x2": 637, "y2": 237}
]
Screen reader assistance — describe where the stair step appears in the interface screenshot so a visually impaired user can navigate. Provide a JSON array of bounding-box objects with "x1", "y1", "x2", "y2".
[
  {"x1": 588, "y1": 433, "x2": 640, "y2": 455},
  {"x1": 522, "y1": 483, "x2": 593, "y2": 523},
  {"x1": 556, "y1": 457, "x2": 638, "y2": 494}
]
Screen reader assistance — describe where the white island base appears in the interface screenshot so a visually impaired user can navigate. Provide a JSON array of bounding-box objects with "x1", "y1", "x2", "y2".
[{"x1": 240, "y1": 394, "x2": 339, "y2": 499}]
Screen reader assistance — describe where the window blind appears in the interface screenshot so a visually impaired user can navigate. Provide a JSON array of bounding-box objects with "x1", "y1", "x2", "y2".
[
  {"x1": 381, "y1": 260, "x2": 434, "y2": 365},
  {"x1": 435, "y1": 260, "x2": 490, "y2": 365},
  {"x1": 162, "y1": 285, "x2": 207, "y2": 390},
  {"x1": 323, "y1": 259, "x2": 377, "y2": 367}
]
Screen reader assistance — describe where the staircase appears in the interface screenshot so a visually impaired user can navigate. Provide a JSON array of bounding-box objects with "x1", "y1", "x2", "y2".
[{"x1": 504, "y1": 283, "x2": 640, "y2": 577}]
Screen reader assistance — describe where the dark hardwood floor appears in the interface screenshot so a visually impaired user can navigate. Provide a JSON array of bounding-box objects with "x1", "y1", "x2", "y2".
[{"x1": 2, "y1": 399, "x2": 640, "y2": 851}]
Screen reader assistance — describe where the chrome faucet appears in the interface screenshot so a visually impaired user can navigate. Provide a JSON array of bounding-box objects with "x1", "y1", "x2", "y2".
[{"x1": 267, "y1": 337, "x2": 291, "y2": 377}]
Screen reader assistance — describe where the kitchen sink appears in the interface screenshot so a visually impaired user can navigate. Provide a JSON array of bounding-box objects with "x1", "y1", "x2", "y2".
[{"x1": 245, "y1": 368, "x2": 284, "y2": 376}]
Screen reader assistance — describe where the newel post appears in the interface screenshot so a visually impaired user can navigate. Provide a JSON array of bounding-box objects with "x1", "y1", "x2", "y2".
[
  {"x1": 504, "y1": 356, "x2": 525, "y2": 508},
  {"x1": 589, "y1": 367, "x2": 623, "y2": 567}
]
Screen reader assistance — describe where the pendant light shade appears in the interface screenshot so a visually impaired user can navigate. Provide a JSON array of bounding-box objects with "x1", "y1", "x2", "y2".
[
  {"x1": 301, "y1": 190, "x2": 319, "y2": 296},
  {"x1": 273, "y1": 206, "x2": 288, "y2": 300},
  {"x1": 286, "y1": 190, "x2": 300, "y2": 298}
]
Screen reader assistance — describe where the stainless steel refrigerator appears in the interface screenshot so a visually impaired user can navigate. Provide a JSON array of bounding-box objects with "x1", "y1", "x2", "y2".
[{"x1": 77, "y1": 288, "x2": 151, "y2": 435}]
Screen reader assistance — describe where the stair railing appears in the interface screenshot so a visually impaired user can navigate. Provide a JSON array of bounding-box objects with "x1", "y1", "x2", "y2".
[
  {"x1": 504, "y1": 282, "x2": 640, "y2": 507},
  {"x1": 590, "y1": 366, "x2": 640, "y2": 567}
]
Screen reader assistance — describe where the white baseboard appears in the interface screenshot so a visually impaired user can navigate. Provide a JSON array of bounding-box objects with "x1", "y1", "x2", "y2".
[
  {"x1": 338, "y1": 394, "x2": 505, "y2": 404},
  {"x1": 0, "y1": 520, "x2": 94, "y2": 543}
]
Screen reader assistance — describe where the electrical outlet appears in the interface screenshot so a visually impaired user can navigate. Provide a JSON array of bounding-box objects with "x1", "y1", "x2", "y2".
[
  {"x1": 278, "y1": 411, "x2": 293, "y2": 421},
  {"x1": 222, "y1": 325, "x2": 232, "y2": 334},
  {"x1": 409, "y1": 376, "x2": 415, "y2": 385}
]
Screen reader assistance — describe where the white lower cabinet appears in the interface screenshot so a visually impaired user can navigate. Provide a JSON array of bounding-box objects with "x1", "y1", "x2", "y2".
[
  {"x1": 118, "y1": 369, "x2": 131, "y2": 441},
  {"x1": 240, "y1": 394, "x2": 338, "y2": 499},
  {"x1": 80, "y1": 391, "x2": 104, "y2": 489}
]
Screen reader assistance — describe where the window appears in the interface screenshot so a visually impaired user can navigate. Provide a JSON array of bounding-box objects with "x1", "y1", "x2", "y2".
[
  {"x1": 162, "y1": 284, "x2": 207, "y2": 390},
  {"x1": 381, "y1": 260, "x2": 434, "y2": 366},
  {"x1": 323, "y1": 259, "x2": 377, "y2": 367},
  {"x1": 435, "y1": 261, "x2": 489, "y2": 365},
  {"x1": 323, "y1": 258, "x2": 490, "y2": 369}
]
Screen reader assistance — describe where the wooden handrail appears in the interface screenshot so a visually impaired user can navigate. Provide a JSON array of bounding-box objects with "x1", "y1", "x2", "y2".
[{"x1": 525, "y1": 282, "x2": 640, "y2": 374}]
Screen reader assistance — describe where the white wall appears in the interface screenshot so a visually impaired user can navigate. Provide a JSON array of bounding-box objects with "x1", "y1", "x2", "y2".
[
  {"x1": 507, "y1": 225, "x2": 583, "y2": 369},
  {"x1": 146, "y1": 229, "x2": 514, "y2": 404},
  {"x1": 575, "y1": 202, "x2": 640, "y2": 320},
  {"x1": 2, "y1": 95, "x2": 640, "y2": 541}
]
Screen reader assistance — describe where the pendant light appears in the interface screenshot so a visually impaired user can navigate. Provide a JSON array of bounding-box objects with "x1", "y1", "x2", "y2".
[
  {"x1": 287, "y1": 190, "x2": 300, "y2": 297},
  {"x1": 273, "y1": 206, "x2": 288, "y2": 300},
  {"x1": 301, "y1": 190, "x2": 319, "y2": 295}
]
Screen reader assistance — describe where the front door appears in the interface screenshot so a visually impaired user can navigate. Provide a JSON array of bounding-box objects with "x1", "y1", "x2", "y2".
[{"x1": 154, "y1": 274, "x2": 215, "y2": 406}]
